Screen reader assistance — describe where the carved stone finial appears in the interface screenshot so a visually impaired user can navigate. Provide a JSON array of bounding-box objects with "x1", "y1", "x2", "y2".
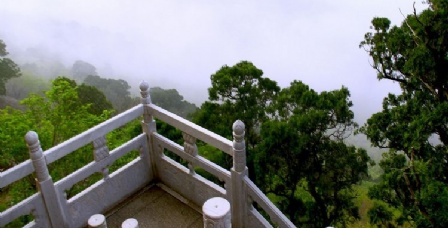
[
  {"x1": 232, "y1": 120, "x2": 245, "y2": 137},
  {"x1": 232, "y1": 120, "x2": 246, "y2": 172},
  {"x1": 25, "y1": 131, "x2": 39, "y2": 145},
  {"x1": 140, "y1": 81, "x2": 152, "y2": 105},
  {"x1": 139, "y1": 81, "x2": 149, "y2": 92},
  {"x1": 25, "y1": 131, "x2": 50, "y2": 182}
]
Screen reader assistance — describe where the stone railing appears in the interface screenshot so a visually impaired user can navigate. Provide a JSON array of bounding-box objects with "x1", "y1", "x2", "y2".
[{"x1": 0, "y1": 81, "x2": 295, "y2": 228}]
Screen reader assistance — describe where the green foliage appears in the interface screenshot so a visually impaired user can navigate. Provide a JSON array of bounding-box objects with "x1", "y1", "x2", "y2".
[
  {"x1": 368, "y1": 201, "x2": 394, "y2": 227},
  {"x1": 77, "y1": 84, "x2": 114, "y2": 116},
  {"x1": 257, "y1": 80, "x2": 371, "y2": 227},
  {"x1": 156, "y1": 120, "x2": 183, "y2": 145},
  {"x1": 0, "y1": 75, "x2": 122, "y2": 227},
  {"x1": 206, "y1": 61, "x2": 280, "y2": 147},
  {"x1": 193, "y1": 60, "x2": 280, "y2": 179},
  {"x1": 0, "y1": 39, "x2": 21, "y2": 95},
  {"x1": 0, "y1": 76, "x2": 113, "y2": 171},
  {"x1": 20, "y1": 77, "x2": 113, "y2": 146},
  {"x1": 0, "y1": 107, "x2": 33, "y2": 170},
  {"x1": 6, "y1": 73, "x2": 49, "y2": 100},
  {"x1": 194, "y1": 61, "x2": 372, "y2": 227},
  {"x1": 192, "y1": 101, "x2": 233, "y2": 139},
  {"x1": 150, "y1": 87, "x2": 198, "y2": 119},
  {"x1": 83, "y1": 75, "x2": 136, "y2": 112},
  {"x1": 360, "y1": 1, "x2": 448, "y2": 226}
]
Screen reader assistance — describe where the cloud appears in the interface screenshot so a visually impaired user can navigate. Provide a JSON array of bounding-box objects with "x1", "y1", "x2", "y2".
[{"x1": 0, "y1": 0, "x2": 427, "y2": 123}]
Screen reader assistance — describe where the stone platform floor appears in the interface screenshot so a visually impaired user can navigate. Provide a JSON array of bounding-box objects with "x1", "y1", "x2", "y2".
[{"x1": 104, "y1": 184, "x2": 203, "y2": 228}]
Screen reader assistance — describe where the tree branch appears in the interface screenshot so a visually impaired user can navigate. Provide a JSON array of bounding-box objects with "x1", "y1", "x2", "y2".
[{"x1": 399, "y1": 7, "x2": 420, "y2": 45}]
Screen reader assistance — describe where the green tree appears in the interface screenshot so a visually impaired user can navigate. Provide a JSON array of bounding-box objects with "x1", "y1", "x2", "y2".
[
  {"x1": 6, "y1": 73, "x2": 49, "y2": 100},
  {"x1": 257, "y1": 81, "x2": 371, "y2": 227},
  {"x1": 360, "y1": 1, "x2": 448, "y2": 226},
  {"x1": 0, "y1": 107, "x2": 33, "y2": 170},
  {"x1": 150, "y1": 87, "x2": 198, "y2": 119},
  {"x1": 83, "y1": 75, "x2": 135, "y2": 112},
  {"x1": 77, "y1": 84, "x2": 114, "y2": 116},
  {"x1": 0, "y1": 76, "x2": 115, "y2": 227},
  {"x1": 0, "y1": 39, "x2": 21, "y2": 95},
  {"x1": 20, "y1": 77, "x2": 112, "y2": 146},
  {"x1": 368, "y1": 202, "x2": 394, "y2": 227},
  {"x1": 193, "y1": 61, "x2": 280, "y2": 172}
]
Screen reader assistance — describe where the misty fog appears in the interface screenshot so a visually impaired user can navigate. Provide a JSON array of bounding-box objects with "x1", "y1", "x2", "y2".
[{"x1": 0, "y1": 0, "x2": 425, "y2": 126}]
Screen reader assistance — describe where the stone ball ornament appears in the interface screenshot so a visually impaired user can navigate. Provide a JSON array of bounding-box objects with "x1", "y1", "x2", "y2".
[
  {"x1": 25, "y1": 131, "x2": 39, "y2": 145},
  {"x1": 232, "y1": 120, "x2": 245, "y2": 136},
  {"x1": 139, "y1": 81, "x2": 149, "y2": 91}
]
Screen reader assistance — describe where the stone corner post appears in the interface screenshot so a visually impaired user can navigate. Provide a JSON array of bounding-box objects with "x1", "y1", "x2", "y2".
[
  {"x1": 25, "y1": 131, "x2": 68, "y2": 228},
  {"x1": 203, "y1": 197, "x2": 231, "y2": 228},
  {"x1": 139, "y1": 81, "x2": 158, "y2": 180},
  {"x1": 230, "y1": 120, "x2": 247, "y2": 228}
]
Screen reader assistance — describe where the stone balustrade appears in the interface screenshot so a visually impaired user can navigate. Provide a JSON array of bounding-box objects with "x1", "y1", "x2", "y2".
[{"x1": 0, "y1": 81, "x2": 295, "y2": 228}]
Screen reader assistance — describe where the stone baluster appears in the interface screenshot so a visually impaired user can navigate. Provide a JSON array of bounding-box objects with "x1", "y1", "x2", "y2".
[
  {"x1": 203, "y1": 197, "x2": 231, "y2": 228},
  {"x1": 88, "y1": 214, "x2": 107, "y2": 228},
  {"x1": 93, "y1": 136, "x2": 110, "y2": 179},
  {"x1": 140, "y1": 81, "x2": 158, "y2": 179},
  {"x1": 230, "y1": 120, "x2": 247, "y2": 228},
  {"x1": 183, "y1": 132, "x2": 198, "y2": 174},
  {"x1": 25, "y1": 131, "x2": 67, "y2": 227}
]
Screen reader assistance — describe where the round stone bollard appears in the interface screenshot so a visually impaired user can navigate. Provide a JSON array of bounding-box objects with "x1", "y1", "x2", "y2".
[
  {"x1": 88, "y1": 214, "x2": 107, "y2": 228},
  {"x1": 202, "y1": 197, "x2": 231, "y2": 228},
  {"x1": 122, "y1": 218, "x2": 139, "y2": 228}
]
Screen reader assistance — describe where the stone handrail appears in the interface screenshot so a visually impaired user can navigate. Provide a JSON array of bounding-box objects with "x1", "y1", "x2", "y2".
[
  {"x1": 152, "y1": 132, "x2": 231, "y2": 184},
  {"x1": 244, "y1": 176, "x2": 296, "y2": 228},
  {"x1": 147, "y1": 104, "x2": 233, "y2": 155},
  {"x1": 0, "y1": 105, "x2": 143, "y2": 189},
  {"x1": 0, "y1": 81, "x2": 295, "y2": 228},
  {"x1": 56, "y1": 134, "x2": 147, "y2": 194},
  {"x1": 1, "y1": 105, "x2": 148, "y2": 227}
]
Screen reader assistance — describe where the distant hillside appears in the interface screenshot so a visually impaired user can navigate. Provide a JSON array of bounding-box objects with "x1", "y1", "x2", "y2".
[
  {"x1": 345, "y1": 133, "x2": 385, "y2": 163},
  {"x1": 0, "y1": 95, "x2": 23, "y2": 110}
]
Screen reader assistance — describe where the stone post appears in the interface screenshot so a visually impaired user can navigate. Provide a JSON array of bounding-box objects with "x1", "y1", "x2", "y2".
[
  {"x1": 203, "y1": 197, "x2": 231, "y2": 228},
  {"x1": 88, "y1": 214, "x2": 107, "y2": 228},
  {"x1": 25, "y1": 131, "x2": 67, "y2": 227},
  {"x1": 183, "y1": 132, "x2": 198, "y2": 174},
  {"x1": 122, "y1": 218, "x2": 139, "y2": 228},
  {"x1": 230, "y1": 120, "x2": 247, "y2": 228},
  {"x1": 140, "y1": 81, "x2": 158, "y2": 180}
]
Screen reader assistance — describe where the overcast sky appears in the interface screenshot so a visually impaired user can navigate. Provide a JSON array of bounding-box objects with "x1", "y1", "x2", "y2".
[{"x1": 0, "y1": 0, "x2": 426, "y2": 124}]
